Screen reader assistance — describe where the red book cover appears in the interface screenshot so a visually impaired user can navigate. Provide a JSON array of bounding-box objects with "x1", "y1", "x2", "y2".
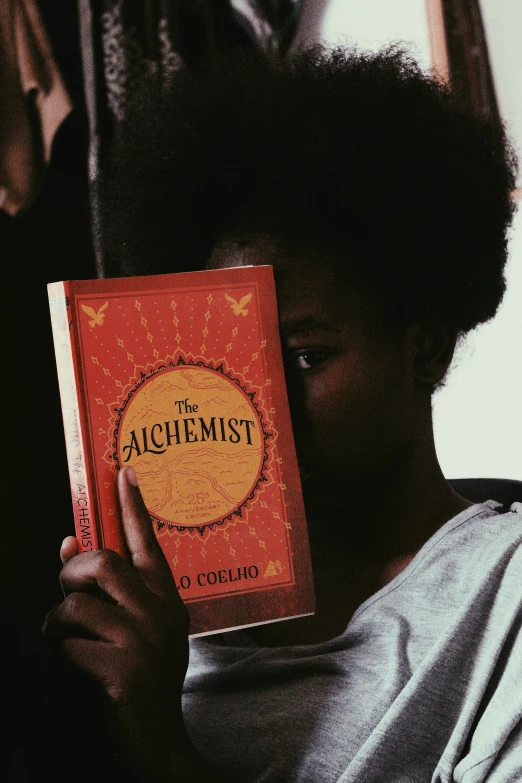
[{"x1": 48, "y1": 265, "x2": 315, "y2": 636}]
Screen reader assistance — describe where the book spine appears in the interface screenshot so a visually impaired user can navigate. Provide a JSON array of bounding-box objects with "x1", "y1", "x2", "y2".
[{"x1": 48, "y1": 281, "x2": 99, "y2": 553}]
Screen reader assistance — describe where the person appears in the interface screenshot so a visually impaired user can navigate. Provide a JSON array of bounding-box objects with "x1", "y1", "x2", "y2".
[{"x1": 42, "y1": 45, "x2": 521, "y2": 782}]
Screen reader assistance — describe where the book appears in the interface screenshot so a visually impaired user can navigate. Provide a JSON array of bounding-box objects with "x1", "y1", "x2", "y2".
[{"x1": 47, "y1": 265, "x2": 315, "y2": 636}]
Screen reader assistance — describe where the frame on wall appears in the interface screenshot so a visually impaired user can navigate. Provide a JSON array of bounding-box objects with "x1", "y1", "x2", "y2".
[{"x1": 426, "y1": 0, "x2": 521, "y2": 198}]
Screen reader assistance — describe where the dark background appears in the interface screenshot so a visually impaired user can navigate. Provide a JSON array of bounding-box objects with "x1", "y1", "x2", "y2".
[
  {"x1": 2, "y1": 1, "x2": 95, "y2": 627},
  {"x1": 2, "y1": 5, "x2": 98, "y2": 778}
]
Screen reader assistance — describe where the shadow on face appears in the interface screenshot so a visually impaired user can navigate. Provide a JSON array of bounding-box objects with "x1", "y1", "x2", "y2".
[{"x1": 207, "y1": 233, "x2": 429, "y2": 518}]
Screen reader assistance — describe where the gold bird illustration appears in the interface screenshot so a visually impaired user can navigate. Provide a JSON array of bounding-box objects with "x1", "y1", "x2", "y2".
[
  {"x1": 81, "y1": 301, "x2": 108, "y2": 327},
  {"x1": 224, "y1": 293, "x2": 252, "y2": 316}
]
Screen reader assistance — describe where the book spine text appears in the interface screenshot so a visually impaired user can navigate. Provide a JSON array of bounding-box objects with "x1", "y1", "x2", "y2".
[{"x1": 48, "y1": 282, "x2": 99, "y2": 552}]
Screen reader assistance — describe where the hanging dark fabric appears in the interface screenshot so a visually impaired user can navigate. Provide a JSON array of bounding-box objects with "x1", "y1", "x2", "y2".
[{"x1": 77, "y1": 0, "x2": 303, "y2": 277}]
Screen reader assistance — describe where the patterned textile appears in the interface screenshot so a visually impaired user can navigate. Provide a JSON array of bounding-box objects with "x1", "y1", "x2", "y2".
[{"x1": 77, "y1": 0, "x2": 303, "y2": 276}]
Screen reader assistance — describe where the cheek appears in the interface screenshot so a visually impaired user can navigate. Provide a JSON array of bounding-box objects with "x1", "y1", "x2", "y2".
[{"x1": 299, "y1": 353, "x2": 414, "y2": 476}]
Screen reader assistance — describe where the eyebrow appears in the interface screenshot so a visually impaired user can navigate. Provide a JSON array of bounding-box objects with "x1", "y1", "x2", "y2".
[{"x1": 279, "y1": 317, "x2": 341, "y2": 338}]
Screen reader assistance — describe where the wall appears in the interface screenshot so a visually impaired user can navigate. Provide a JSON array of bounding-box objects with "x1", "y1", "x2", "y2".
[
  {"x1": 321, "y1": 0, "x2": 432, "y2": 71},
  {"x1": 479, "y1": 0, "x2": 522, "y2": 189},
  {"x1": 433, "y1": 202, "x2": 522, "y2": 479}
]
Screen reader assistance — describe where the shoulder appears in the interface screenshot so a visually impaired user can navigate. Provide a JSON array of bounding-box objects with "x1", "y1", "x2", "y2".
[
  {"x1": 424, "y1": 500, "x2": 522, "y2": 602},
  {"x1": 378, "y1": 502, "x2": 522, "y2": 613},
  {"x1": 444, "y1": 500, "x2": 522, "y2": 558},
  {"x1": 425, "y1": 500, "x2": 522, "y2": 554}
]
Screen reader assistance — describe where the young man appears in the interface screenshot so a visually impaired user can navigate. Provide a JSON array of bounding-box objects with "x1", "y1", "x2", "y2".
[{"x1": 43, "y1": 46, "x2": 520, "y2": 781}]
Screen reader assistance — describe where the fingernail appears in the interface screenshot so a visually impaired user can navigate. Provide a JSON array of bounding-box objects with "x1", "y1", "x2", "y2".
[{"x1": 126, "y1": 466, "x2": 139, "y2": 487}]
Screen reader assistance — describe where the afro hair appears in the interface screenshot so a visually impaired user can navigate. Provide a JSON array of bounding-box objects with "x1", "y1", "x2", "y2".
[{"x1": 100, "y1": 44, "x2": 519, "y2": 335}]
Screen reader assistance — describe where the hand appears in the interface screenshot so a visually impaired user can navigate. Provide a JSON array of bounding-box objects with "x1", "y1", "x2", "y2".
[{"x1": 42, "y1": 466, "x2": 202, "y2": 780}]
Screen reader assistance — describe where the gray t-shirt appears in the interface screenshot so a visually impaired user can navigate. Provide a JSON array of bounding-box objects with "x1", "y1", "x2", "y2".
[{"x1": 183, "y1": 500, "x2": 522, "y2": 782}]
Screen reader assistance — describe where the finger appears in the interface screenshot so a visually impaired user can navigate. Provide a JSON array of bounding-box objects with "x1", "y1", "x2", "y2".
[
  {"x1": 42, "y1": 591, "x2": 130, "y2": 644},
  {"x1": 52, "y1": 635, "x2": 118, "y2": 690},
  {"x1": 117, "y1": 466, "x2": 179, "y2": 599},
  {"x1": 60, "y1": 536, "x2": 79, "y2": 565},
  {"x1": 59, "y1": 547, "x2": 153, "y2": 612}
]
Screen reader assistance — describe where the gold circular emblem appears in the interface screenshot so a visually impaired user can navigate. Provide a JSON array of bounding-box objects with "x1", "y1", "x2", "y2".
[{"x1": 116, "y1": 363, "x2": 264, "y2": 530}]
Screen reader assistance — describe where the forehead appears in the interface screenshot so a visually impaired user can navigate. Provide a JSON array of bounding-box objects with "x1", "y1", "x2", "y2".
[{"x1": 206, "y1": 234, "x2": 349, "y2": 321}]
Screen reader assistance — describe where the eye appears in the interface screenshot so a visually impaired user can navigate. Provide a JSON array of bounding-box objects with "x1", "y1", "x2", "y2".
[{"x1": 291, "y1": 349, "x2": 328, "y2": 370}]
